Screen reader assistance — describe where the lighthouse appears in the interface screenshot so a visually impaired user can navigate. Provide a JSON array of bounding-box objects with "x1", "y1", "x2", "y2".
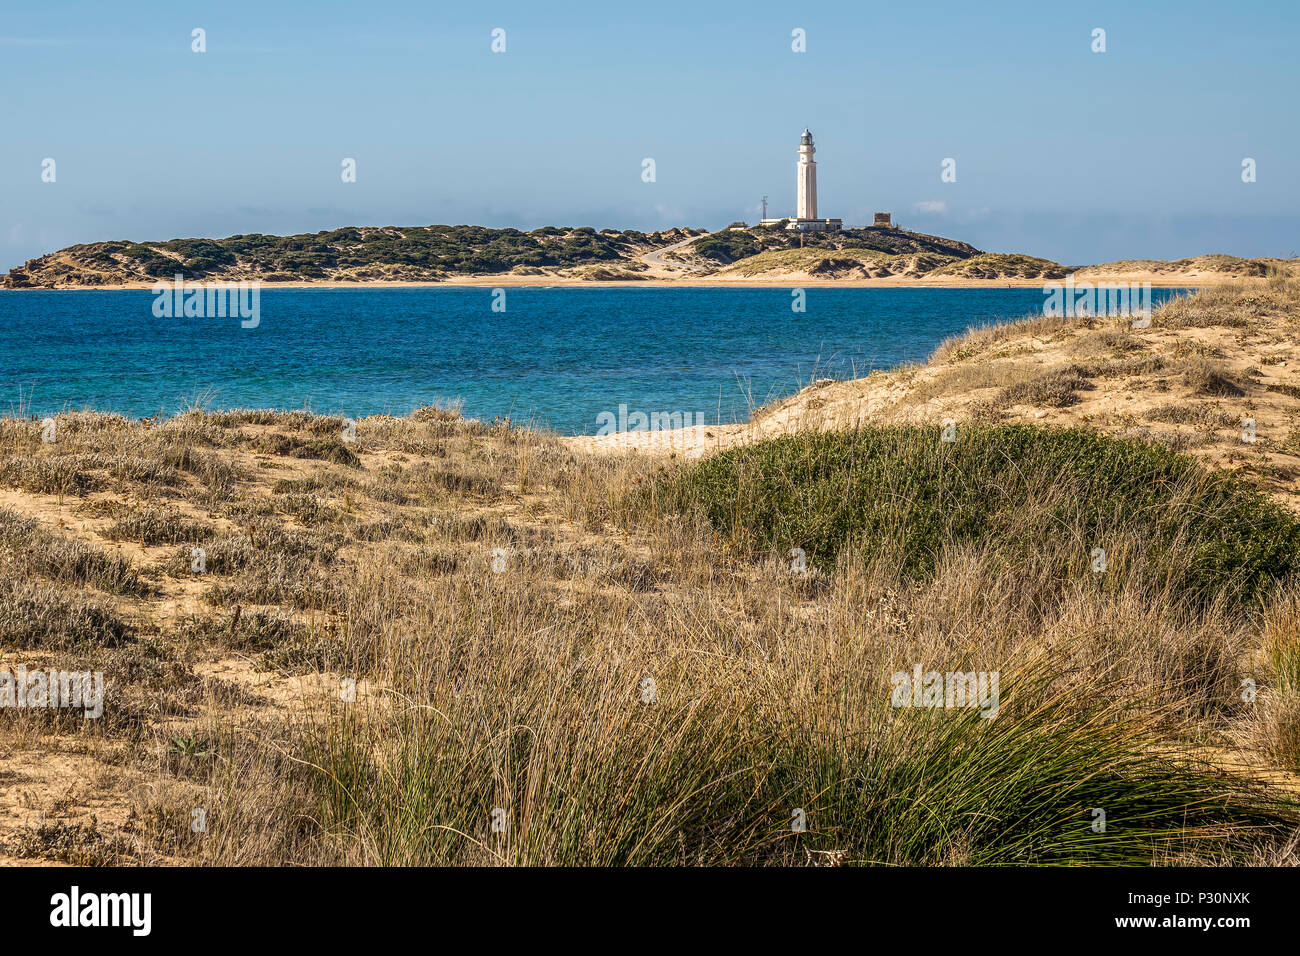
[
  {"x1": 759, "y1": 129, "x2": 842, "y2": 232},
  {"x1": 797, "y1": 128, "x2": 817, "y2": 220}
]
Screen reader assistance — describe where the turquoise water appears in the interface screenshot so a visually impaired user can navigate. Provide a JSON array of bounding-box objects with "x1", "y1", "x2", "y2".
[{"x1": 0, "y1": 287, "x2": 1188, "y2": 435}]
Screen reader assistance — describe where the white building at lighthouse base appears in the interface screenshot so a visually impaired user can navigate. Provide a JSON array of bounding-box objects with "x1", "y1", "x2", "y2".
[{"x1": 759, "y1": 216, "x2": 844, "y2": 232}]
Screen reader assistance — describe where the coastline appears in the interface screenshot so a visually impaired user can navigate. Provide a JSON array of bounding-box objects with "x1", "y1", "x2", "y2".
[{"x1": 0, "y1": 273, "x2": 1243, "y2": 291}]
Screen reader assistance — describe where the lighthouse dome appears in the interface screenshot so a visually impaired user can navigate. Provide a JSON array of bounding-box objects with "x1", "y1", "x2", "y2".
[{"x1": 800, "y1": 129, "x2": 813, "y2": 145}]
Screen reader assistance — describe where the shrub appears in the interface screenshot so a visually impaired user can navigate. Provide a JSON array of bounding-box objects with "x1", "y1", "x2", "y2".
[
  {"x1": 1183, "y1": 360, "x2": 1245, "y2": 397},
  {"x1": 655, "y1": 424, "x2": 1300, "y2": 609}
]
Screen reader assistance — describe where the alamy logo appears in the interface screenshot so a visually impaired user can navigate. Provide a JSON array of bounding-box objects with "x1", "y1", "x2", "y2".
[
  {"x1": 0, "y1": 667, "x2": 103, "y2": 718},
  {"x1": 50, "y1": 886, "x2": 151, "y2": 936},
  {"x1": 1042, "y1": 276, "x2": 1152, "y2": 325},
  {"x1": 890, "y1": 665, "x2": 1000, "y2": 719},
  {"x1": 595, "y1": 404, "x2": 706, "y2": 435},
  {"x1": 151, "y1": 274, "x2": 261, "y2": 328}
]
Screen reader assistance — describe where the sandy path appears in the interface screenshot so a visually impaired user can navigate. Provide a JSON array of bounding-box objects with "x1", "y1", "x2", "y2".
[{"x1": 639, "y1": 234, "x2": 706, "y2": 278}]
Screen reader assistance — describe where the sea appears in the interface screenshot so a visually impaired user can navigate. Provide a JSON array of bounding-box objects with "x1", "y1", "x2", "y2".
[{"x1": 0, "y1": 286, "x2": 1190, "y2": 435}]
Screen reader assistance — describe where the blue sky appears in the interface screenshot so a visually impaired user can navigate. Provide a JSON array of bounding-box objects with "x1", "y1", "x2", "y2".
[{"x1": 2, "y1": 0, "x2": 1296, "y2": 269}]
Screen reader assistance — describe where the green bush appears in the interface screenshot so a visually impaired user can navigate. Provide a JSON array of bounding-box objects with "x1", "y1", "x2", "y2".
[{"x1": 657, "y1": 424, "x2": 1300, "y2": 609}]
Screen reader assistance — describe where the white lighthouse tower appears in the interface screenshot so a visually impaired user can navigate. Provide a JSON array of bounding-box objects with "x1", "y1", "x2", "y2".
[
  {"x1": 796, "y1": 128, "x2": 817, "y2": 220},
  {"x1": 760, "y1": 129, "x2": 842, "y2": 232}
]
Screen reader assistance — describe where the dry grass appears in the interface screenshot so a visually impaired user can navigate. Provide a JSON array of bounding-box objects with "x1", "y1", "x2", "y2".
[
  {"x1": 1183, "y1": 359, "x2": 1245, "y2": 397},
  {"x1": 996, "y1": 365, "x2": 1094, "y2": 408},
  {"x1": 0, "y1": 396, "x2": 1297, "y2": 866},
  {"x1": 1159, "y1": 280, "x2": 1300, "y2": 329},
  {"x1": 929, "y1": 312, "x2": 1079, "y2": 364}
]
